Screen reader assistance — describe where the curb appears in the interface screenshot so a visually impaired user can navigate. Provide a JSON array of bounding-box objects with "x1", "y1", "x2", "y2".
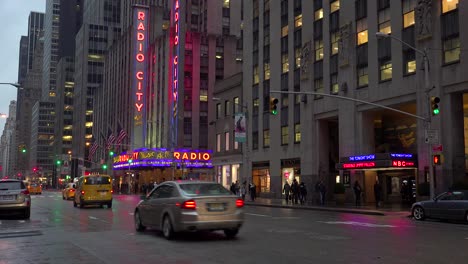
[{"x1": 244, "y1": 202, "x2": 386, "y2": 216}]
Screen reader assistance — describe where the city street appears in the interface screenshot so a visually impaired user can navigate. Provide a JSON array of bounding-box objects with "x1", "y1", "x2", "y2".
[{"x1": 0, "y1": 192, "x2": 467, "y2": 264}]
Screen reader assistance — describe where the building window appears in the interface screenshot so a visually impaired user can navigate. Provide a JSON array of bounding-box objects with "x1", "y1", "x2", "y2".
[
  {"x1": 264, "y1": 62, "x2": 271, "y2": 80},
  {"x1": 403, "y1": 50, "x2": 416, "y2": 74},
  {"x1": 294, "y1": 123, "x2": 301, "y2": 143},
  {"x1": 216, "y1": 103, "x2": 221, "y2": 119},
  {"x1": 357, "y1": 66, "x2": 369, "y2": 87},
  {"x1": 225, "y1": 132, "x2": 230, "y2": 151},
  {"x1": 314, "y1": 78, "x2": 324, "y2": 99},
  {"x1": 295, "y1": 48, "x2": 301, "y2": 68},
  {"x1": 314, "y1": 8, "x2": 323, "y2": 21},
  {"x1": 281, "y1": 25, "x2": 288, "y2": 37},
  {"x1": 234, "y1": 133, "x2": 239, "y2": 149},
  {"x1": 252, "y1": 131, "x2": 258, "y2": 150},
  {"x1": 442, "y1": 0, "x2": 458, "y2": 13},
  {"x1": 263, "y1": 129, "x2": 270, "y2": 148},
  {"x1": 330, "y1": 0, "x2": 340, "y2": 13},
  {"x1": 330, "y1": 74, "x2": 338, "y2": 94},
  {"x1": 281, "y1": 126, "x2": 289, "y2": 145},
  {"x1": 253, "y1": 65, "x2": 260, "y2": 84},
  {"x1": 330, "y1": 32, "x2": 340, "y2": 55},
  {"x1": 225, "y1": 101, "x2": 231, "y2": 116},
  {"x1": 295, "y1": 14, "x2": 302, "y2": 28},
  {"x1": 378, "y1": 8, "x2": 391, "y2": 34},
  {"x1": 216, "y1": 134, "x2": 221, "y2": 152},
  {"x1": 282, "y1": 53, "x2": 289, "y2": 73},
  {"x1": 223, "y1": 0, "x2": 230, "y2": 8},
  {"x1": 356, "y1": 18, "x2": 368, "y2": 45},
  {"x1": 380, "y1": 61, "x2": 392, "y2": 81},
  {"x1": 233, "y1": 97, "x2": 240, "y2": 113},
  {"x1": 315, "y1": 39, "x2": 324, "y2": 61},
  {"x1": 402, "y1": 0, "x2": 416, "y2": 28},
  {"x1": 443, "y1": 37, "x2": 460, "y2": 64}
]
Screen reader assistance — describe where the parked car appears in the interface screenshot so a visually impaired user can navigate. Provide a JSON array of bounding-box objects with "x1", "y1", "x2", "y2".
[
  {"x1": 74, "y1": 175, "x2": 113, "y2": 208},
  {"x1": 134, "y1": 181, "x2": 244, "y2": 240},
  {"x1": 0, "y1": 179, "x2": 31, "y2": 219},
  {"x1": 62, "y1": 183, "x2": 76, "y2": 200},
  {"x1": 28, "y1": 183, "x2": 42, "y2": 195},
  {"x1": 412, "y1": 190, "x2": 468, "y2": 222}
]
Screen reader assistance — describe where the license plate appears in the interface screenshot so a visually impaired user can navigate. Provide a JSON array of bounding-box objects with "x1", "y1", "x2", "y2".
[
  {"x1": 100, "y1": 192, "x2": 107, "y2": 196},
  {"x1": 208, "y1": 203, "x2": 224, "y2": 211},
  {"x1": 0, "y1": 195, "x2": 15, "y2": 201}
]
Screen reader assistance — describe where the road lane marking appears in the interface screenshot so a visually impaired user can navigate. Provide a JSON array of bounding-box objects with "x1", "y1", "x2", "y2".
[
  {"x1": 273, "y1": 217, "x2": 300, "y2": 220},
  {"x1": 18, "y1": 220, "x2": 26, "y2": 223},
  {"x1": 89, "y1": 216, "x2": 98, "y2": 220},
  {"x1": 245, "y1": 213, "x2": 270, "y2": 217},
  {"x1": 317, "y1": 221, "x2": 396, "y2": 228},
  {"x1": 129, "y1": 212, "x2": 134, "y2": 215}
]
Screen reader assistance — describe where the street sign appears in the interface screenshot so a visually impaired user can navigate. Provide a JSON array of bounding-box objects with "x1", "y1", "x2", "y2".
[
  {"x1": 425, "y1": 129, "x2": 439, "y2": 144},
  {"x1": 432, "y1": 144, "x2": 443, "y2": 152}
]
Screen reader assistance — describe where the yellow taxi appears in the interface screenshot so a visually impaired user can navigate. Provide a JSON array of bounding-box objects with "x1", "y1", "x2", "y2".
[
  {"x1": 73, "y1": 175, "x2": 113, "y2": 208},
  {"x1": 62, "y1": 183, "x2": 76, "y2": 200},
  {"x1": 28, "y1": 183, "x2": 42, "y2": 195}
]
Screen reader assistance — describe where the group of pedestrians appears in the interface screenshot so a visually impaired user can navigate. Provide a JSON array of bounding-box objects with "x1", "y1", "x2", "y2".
[
  {"x1": 353, "y1": 179, "x2": 382, "y2": 208},
  {"x1": 282, "y1": 179, "x2": 308, "y2": 205},
  {"x1": 230, "y1": 180, "x2": 257, "y2": 201}
]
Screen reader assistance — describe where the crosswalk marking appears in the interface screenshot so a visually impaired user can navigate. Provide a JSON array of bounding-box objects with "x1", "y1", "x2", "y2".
[{"x1": 245, "y1": 213, "x2": 270, "y2": 217}]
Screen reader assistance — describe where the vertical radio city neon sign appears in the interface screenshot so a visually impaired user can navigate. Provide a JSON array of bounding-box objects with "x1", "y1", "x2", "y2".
[
  {"x1": 171, "y1": 0, "x2": 180, "y2": 148},
  {"x1": 132, "y1": 5, "x2": 149, "y2": 147}
]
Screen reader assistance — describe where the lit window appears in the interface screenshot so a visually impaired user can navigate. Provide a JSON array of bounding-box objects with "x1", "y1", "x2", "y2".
[
  {"x1": 199, "y1": 90, "x2": 207, "y2": 101},
  {"x1": 264, "y1": 63, "x2": 271, "y2": 80},
  {"x1": 442, "y1": 0, "x2": 458, "y2": 13},
  {"x1": 315, "y1": 39, "x2": 324, "y2": 61},
  {"x1": 403, "y1": 11, "x2": 415, "y2": 28},
  {"x1": 295, "y1": 14, "x2": 302, "y2": 28},
  {"x1": 357, "y1": 67, "x2": 369, "y2": 87},
  {"x1": 406, "y1": 60, "x2": 416, "y2": 74},
  {"x1": 331, "y1": 32, "x2": 340, "y2": 55},
  {"x1": 380, "y1": 62, "x2": 392, "y2": 81},
  {"x1": 330, "y1": 1, "x2": 340, "y2": 13},
  {"x1": 225, "y1": 132, "x2": 230, "y2": 151},
  {"x1": 217, "y1": 134, "x2": 221, "y2": 152},
  {"x1": 330, "y1": 74, "x2": 339, "y2": 94},
  {"x1": 263, "y1": 130, "x2": 270, "y2": 147},
  {"x1": 281, "y1": 126, "x2": 289, "y2": 145},
  {"x1": 281, "y1": 26, "x2": 288, "y2": 37},
  {"x1": 234, "y1": 137, "x2": 239, "y2": 149},
  {"x1": 85, "y1": 122, "x2": 93, "y2": 128},
  {"x1": 378, "y1": 9, "x2": 391, "y2": 34},
  {"x1": 443, "y1": 37, "x2": 460, "y2": 64},
  {"x1": 295, "y1": 48, "x2": 301, "y2": 69},
  {"x1": 314, "y1": 8, "x2": 323, "y2": 21},
  {"x1": 356, "y1": 18, "x2": 368, "y2": 45},
  {"x1": 223, "y1": 0, "x2": 230, "y2": 8},
  {"x1": 294, "y1": 124, "x2": 301, "y2": 143},
  {"x1": 253, "y1": 66, "x2": 260, "y2": 84},
  {"x1": 282, "y1": 54, "x2": 289, "y2": 73},
  {"x1": 314, "y1": 78, "x2": 324, "y2": 99}
]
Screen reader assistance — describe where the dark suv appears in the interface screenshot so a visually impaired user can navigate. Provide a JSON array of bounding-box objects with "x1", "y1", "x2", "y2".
[{"x1": 0, "y1": 179, "x2": 31, "y2": 219}]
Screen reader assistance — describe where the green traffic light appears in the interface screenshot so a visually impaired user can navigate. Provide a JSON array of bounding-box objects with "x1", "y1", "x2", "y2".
[
  {"x1": 21, "y1": 149, "x2": 26, "y2": 153},
  {"x1": 433, "y1": 109, "x2": 440, "y2": 115},
  {"x1": 272, "y1": 109, "x2": 278, "y2": 115},
  {"x1": 102, "y1": 164, "x2": 108, "y2": 169},
  {"x1": 109, "y1": 151, "x2": 114, "y2": 156},
  {"x1": 56, "y1": 160, "x2": 61, "y2": 165}
]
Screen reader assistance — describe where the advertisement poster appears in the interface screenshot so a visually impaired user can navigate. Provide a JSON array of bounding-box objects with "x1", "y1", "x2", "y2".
[{"x1": 235, "y1": 113, "x2": 246, "y2": 142}]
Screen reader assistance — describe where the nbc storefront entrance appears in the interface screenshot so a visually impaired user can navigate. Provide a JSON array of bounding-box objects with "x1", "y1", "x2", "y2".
[{"x1": 336, "y1": 153, "x2": 418, "y2": 205}]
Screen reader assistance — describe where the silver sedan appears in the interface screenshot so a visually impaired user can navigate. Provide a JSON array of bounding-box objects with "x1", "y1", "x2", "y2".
[
  {"x1": 412, "y1": 190, "x2": 468, "y2": 222},
  {"x1": 134, "y1": 181, "x2": 244, "y2": 239},
  {"x1": 0, "y1": 179, "x2": 31, "y2": 219}
]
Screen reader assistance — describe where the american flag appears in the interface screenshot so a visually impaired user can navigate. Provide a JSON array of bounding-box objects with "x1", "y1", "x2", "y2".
[
  {"x1": 115, "y1": 122, "x2": 127, "y2": 145},
  {"x1": 106, "y1": 127, "x2": 116, "y2": 150},
  {"x1": 88, "y1": 141, "x2": 99, "y2": 160}
]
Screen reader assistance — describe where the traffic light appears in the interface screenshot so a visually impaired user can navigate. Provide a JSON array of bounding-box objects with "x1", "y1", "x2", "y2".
[
  {"x1": 56, "y1": 160, "x2": 61, "y2": 166},
  {"x1": 431, "y1": 96, "x2": 440, "y2": 116},
  {"x1": 21, "y1": 148, "x2": 26, "y2": 153},
  {"x1": 433, "y1": 154, "x2": 441, "y2": 165},
  {"x1": 33, "y1": 167, "x2": 37, "y2": 172},
  {"x1": 102, "y1": 164, "x2": 108, "y2": 170},
  {"x1": 270, "y1": 97, "x2": 279, "y2": 115},
  {"x1": 128, "y1": 159, "x2": 133, "y2": 163},
  {"x1": 109, "y1": 150, "x2": 115, "y2": 156}
]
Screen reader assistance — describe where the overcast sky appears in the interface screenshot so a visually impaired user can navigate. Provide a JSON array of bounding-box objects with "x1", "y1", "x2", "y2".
[{"x1": 0, "y1": 0, "x2": 45, "y2": 132}]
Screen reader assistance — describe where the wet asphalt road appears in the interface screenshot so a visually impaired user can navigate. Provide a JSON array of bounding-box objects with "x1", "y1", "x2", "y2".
[{"x1": 0, "y1": 191, "x2": 467, "y2": 264}]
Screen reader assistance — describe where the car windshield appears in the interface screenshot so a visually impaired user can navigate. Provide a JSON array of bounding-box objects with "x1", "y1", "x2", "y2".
[
  {"x1": 179, "y1": 183, "x2": 231, "y2": 196},
  {"x1": 0, "y1": 181, "x2": 25, "y2": 190},
  {"x1": 31, "y1": 184, "x2": 38, "y2": 187},
  {"x1": 84, "y1": 176, "x2": 111, "y2": 185}
]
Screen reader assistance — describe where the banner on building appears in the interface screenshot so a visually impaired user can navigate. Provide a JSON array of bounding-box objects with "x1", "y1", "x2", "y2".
[{"x1": 234, "y1": 112, "x2": 246, "y2": 143}]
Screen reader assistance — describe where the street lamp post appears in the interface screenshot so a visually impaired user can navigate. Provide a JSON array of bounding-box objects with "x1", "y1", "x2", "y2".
[
  {"x1": 375, "y1": 32, "x2": 435, "y2": 199},
  {"x1": 0, "y1": 83, "x2": 23, "y2": 89}
]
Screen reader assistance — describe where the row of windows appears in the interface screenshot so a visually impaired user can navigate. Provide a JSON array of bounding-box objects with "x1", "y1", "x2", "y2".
[{"x1": 216, "y1": 132, "x2": 240, "y2": 152}]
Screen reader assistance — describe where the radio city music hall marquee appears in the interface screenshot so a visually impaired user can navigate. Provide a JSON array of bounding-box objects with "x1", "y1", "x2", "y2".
[
  {"x1": 336, "y1": 153, "x2": 417, "y2": 170},
  {"x1": 112, "y1": 148, "x2": 213, "y2": 169}
]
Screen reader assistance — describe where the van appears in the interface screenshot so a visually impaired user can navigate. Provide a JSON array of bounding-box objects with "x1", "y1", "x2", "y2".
[{"x1": 74, "y1": 175, "x2": 113, "y2": 208}]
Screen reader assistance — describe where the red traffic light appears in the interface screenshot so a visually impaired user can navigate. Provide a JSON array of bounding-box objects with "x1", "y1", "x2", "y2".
[{"x1": 433, "y1": 154, "x2": 441, "y2": 165}]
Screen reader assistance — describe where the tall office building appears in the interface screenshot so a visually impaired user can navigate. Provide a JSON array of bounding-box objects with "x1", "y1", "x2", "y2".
[
  {"x1": 0, "y1": 101, "x2": 17, "y2": 178},
  {"x1": 27, "y1": 12, "x2": 45, "y2": 72},
  {"x1": 17, "y1": 36, "x2": 29, "y2": 86}
]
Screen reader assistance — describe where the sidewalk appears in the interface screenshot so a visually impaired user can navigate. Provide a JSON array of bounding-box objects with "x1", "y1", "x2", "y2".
[{"x1": 245, "y1": 197, "x2": 412, "y2": 216}]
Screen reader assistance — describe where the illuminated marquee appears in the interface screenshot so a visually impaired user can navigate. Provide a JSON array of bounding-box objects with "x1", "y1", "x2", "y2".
[
  {"x1": 134, "y1": 8, "x2": 147, "y2": 113},
  {"x1": 171, "y1": 0, "x2": 180, "y2": 145},
  {"x1": 342, "y1": 162, "x2": 376, "y2": 169},
  {"x1": 392, "y1": 160, "x2": 416, "y2": 167},
  {"x1": 173, "y1": 151, "x2": 211, "y2": 161}
]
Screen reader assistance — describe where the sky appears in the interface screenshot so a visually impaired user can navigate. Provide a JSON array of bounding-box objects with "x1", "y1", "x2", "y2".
[{"x1": 0, "y1": 0, "x2": 45, "y2": 132}]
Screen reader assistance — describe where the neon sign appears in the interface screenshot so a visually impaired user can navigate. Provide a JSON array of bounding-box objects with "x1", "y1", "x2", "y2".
[
  {"x1": 390, "y1": 153, "x2": 413, "y2": 158},
  {"x1": 342, "y1": 162, "x2": 376, "y2": 169},
  {"x1": 174, "y1": 151, "x2": 211, "y2": 161},
  {"x1": 349, "y1": 155, "x2": 375, "y2": 161},
  {"x1": 392, "y1": 160, "x2": 415, "y2": 167},
  {"x1": 171, "y1": 0, "x2": 180, "y2": 146}
]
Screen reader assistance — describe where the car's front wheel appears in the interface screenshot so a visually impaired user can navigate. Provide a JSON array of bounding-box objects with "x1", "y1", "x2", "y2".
[
  {"x1": 224, "y1": 228, "x2": 239, "y2": 239},
  {"x1": 162, "y1": 215, "x2": 174, "y2": 240},
  {"x1": 412, "y1": 206, "x2": 425, "y2": 221},
  {"x1": 134, "y1": 210, "x2": 146, "y2": 232}
]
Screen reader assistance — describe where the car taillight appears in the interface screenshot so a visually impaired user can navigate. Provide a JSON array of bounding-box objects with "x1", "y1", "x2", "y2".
[
  {"x1": 236, "y1": 199, "x2": 244, "y2": 208},
  {"x1": 21, "y1": 190, "x2": 30, "y2": 195},
  {"x1": 81, "y1": 190, "x2": 85, "y2": 195},
  {"x1": 70, "y1": 189, "x2": 75, "y2": 192},
  {"x1": 111, "y1": 190, "x2": 114, "y2": 193},
  {"x1": 179, "y1": 200, "x2": 196, "y2": 210}
]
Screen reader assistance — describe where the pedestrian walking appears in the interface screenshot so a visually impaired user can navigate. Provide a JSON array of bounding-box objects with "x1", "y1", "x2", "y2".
[
  {"x1": 283, "y1": 181, "x2": 291, "y2": 204},
  {"x1": 240, "y1": 181, "x2": 247, "y2": 201},
  {"x1": 249, "y1": 182, "x2": 256, "y2": 201},
  {"x1": 353, "y1": 180, "x2": 362, "y2": 206},
  {"x1": 317, "y1": 180, "x2": 326, "y2": 205},
  {"x1": 374, "y1": 180, "x2": 382, "y2": 208},
  {"x1": 230, "y1": 182, "x2": 236, "y2": 195},
  {"x1": 291, "y1": 179, "x2": 299, "y2": 204},
  {"x1": 299, "y1": 182, "x2": 307, "y2": 204}
]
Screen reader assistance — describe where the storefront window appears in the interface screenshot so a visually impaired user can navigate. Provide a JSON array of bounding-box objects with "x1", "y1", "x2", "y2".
[
  {"x1": 252, "y1": 168, "x2": 270, "y2": 193},
  {"x1": 282, "y1": 168, "x2": 299, "y2": 188}
]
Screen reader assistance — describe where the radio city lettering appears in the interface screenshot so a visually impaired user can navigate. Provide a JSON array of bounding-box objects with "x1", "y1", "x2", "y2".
[
  {"x1": 172, "y1": 0, "x2": 180, "y2": 127},
  {"x1": 134, "y1": 9, "x2": 147, "y2": 113},
  {"x1": 174, "y1": 151, "x2": 211, "y2": 161},
  {"x1": 342, "y1": 162, "x2": 376, "y2": 169},
  {"x1": 392, "y1": 160, "x2": 415, "y2": 167}
]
